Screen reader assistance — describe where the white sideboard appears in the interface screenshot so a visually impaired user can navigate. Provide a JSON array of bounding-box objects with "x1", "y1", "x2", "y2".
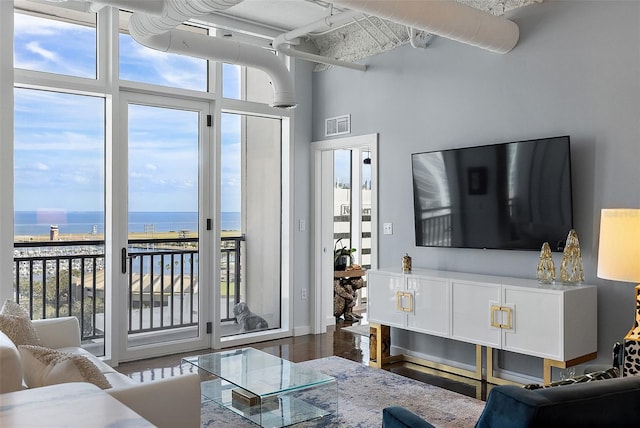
[{"x1": 367, "y1": 268, "x2": 598, "y2": 384}]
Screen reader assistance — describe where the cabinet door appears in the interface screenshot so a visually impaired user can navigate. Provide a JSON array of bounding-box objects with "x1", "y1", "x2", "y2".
[
  {"x1": 407, "y1": 276, "x2": 449, "y2": 337},
  {"x1": 451, "y1": 280, "x2": 501, "y2": 347},
  {"x1": 368, "y1": 271, "x2": 405, "y2": 328},
  {"x1": 502, "y1": 287, "x2": 562, "y2": 360}
]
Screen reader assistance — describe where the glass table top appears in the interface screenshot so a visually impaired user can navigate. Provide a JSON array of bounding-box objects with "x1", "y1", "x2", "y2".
[{"x1": 182, "y1": 347, "x2": 335, "y2": 397}]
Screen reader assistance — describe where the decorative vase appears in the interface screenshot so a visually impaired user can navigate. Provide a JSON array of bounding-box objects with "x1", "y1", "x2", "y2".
[
  {"x1": 402, "y1": 253, "x2": 412, "y2": 273},
  {"x1": 623, "y1": 285, "x2": 640, "y2": 376},
  {"x1": 559, "y1": 229, "x2": 585, "y2": 285},
  {"x1": 536, "y1": 242, "x2": 556, "y2": 284}
]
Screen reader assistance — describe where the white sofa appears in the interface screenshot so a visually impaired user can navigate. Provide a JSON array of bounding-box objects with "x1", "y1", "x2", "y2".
[{"x1": 0, "y1": 316, "x2": 202, "y2": 428}]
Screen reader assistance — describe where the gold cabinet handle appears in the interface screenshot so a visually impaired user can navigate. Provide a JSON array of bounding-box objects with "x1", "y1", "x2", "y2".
[
  {"x1": 491, "y1": 305, "x2": 512, "y2": 329},
  {"x1": 396, "y1": 291, "x2": 413, "y2": 313}
]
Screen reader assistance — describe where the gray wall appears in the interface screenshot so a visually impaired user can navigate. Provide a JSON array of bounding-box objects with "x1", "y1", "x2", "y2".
[
  {"x1": 310, "y1": 0, "x2": 640, "y2": 376},
  {"x1": 293, "y1": 58, "x2": 314, "y2": 333}
]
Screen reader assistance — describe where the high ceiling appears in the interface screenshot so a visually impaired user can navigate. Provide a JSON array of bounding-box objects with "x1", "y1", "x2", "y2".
[
  {"x1": 203, "y1": 0, "x2": 542, "y2": 70},
  {"x1": 20, "y1": 0, "x2": 543, "y2": 71}
]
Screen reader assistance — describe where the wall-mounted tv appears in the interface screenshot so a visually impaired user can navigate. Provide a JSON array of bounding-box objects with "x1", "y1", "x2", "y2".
[{"x1": 411, "y1": 136, "x2": 573, "y2": 252}]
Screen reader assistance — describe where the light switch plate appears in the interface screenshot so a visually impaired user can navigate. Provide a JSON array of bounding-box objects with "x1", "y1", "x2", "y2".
[{"x1": 383, "y1": 223, "x2": 393, "y2": 235}]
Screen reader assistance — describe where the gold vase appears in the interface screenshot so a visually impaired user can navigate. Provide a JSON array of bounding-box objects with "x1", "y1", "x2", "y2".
[
  {"x1": 559, "y1": 229, "x2": 585, "y2": 285},
  {"x1": 536, "y1": 242, "x2": 556, "y2": 284}
]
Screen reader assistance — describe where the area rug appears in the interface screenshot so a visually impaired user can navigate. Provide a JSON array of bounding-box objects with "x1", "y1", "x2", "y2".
[
  {"x1": 340, "y1": 323, "x2": 369, "y2": 337},
  {"x1": 201, "y1": 356, "x2": 485, "y2": 427}
]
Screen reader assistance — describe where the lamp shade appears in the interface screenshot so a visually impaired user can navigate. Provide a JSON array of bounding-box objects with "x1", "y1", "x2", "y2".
[{"x1": 597, "y1": 209, "x2": 640, "y2": 283}]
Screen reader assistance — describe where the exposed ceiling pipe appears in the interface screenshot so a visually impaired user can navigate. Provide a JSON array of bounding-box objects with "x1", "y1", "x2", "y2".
[
  {"x1": 89, "y1": 0, "x2": 296, "y2": 108},
  {"x1": 272, "y1": 10, "x2": 366, "y2": 72},
  {"x1": 133, "y1": 29, "x2": 297, "y2": 107},
  {"x1": 332, "y1": 0, "x2": 519, "y2": 54}
]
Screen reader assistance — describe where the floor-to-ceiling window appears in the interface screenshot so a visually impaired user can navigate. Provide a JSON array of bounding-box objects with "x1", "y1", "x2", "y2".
[
  {"x1": 13, "y1": 89, "x2": 106, "y2": 354},
  {"x1": 219, "y1": 62, "x2": 284, "y2": 338},
  {"x1": 8, "y1": 0, "x2": 292, "y2": 362},
  {"x1": 220, "y1": 112, "x2": 283, "y2": 337},
  {"x1": 13, "y1": 2, "x2": 105, "y2": 355}
]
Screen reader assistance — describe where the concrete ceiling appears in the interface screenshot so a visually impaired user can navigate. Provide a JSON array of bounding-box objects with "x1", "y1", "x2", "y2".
[{"x1": 211, "y1": 0, "x2": 542, "y2": 70}]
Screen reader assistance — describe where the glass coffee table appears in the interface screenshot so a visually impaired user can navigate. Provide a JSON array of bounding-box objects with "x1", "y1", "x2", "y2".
[{"x1": 182, "y1": 348, "x2": 337, "y2": 427}]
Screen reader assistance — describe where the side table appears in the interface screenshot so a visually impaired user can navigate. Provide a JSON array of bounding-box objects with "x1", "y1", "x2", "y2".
[{"x1": 334, "y1": 269, "x2": 366, "y2": 321}]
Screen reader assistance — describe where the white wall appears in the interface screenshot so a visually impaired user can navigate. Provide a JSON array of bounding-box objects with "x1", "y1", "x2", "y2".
[{"x1": 311, "y1": 0, "x2": 640, "y2": 376}]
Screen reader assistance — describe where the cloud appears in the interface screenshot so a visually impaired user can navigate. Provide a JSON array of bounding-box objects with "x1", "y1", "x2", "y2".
[
  {"x1": 145, "y1": 163, "x2": 158, "y2": 171},
  {"x1": 25, "y1": 41, "x2": 59, "y2": 62},
  {"x1": 14, "y1": 14, "x2": 72, "y2": 36},
  {"x1": 35, "y1": 162, "x2": 49, "y2": 171},
  {"x1": 120, "y1": 34, "x2": 206, "y2": 91}
]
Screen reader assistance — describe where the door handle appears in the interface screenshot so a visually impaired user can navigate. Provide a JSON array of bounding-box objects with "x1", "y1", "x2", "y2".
[
  {"x1": 121, "y1": 247, "x2": 128, "y2": 274},
  {"x1": 491, "y1": 305, "x2": 513, "y2": 329},
  {"x1": 396, "y1": 291, "x2": 413, "y2": 313}
]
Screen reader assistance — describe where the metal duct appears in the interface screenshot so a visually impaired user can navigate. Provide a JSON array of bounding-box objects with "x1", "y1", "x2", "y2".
[
  {"x1": 96, "y1": 0, "x2": 297, "y2": 108},
  {"x1": 131, "y1": 29, "x2": 297, "y2": 108},
  {"x1": 332, "y1": 0, "x2": 519, "y2": 54}
]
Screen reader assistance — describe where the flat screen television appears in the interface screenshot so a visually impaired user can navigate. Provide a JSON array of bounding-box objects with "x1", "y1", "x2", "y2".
[{"x1": 411, "y1": 136, "x2": 573, "y2": 251}]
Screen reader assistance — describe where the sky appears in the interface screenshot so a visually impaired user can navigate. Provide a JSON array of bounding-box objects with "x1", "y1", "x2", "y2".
[{"x1": 13, "y1": 11, "x2": 243, "y2": 214}]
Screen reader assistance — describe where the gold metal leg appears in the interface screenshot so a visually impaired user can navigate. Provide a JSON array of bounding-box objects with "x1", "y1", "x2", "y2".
[
  {"x1": 486, "y1": 347, "x2": 520, "y2": 386},
  {"x1": 369, "y1": 323, "x2": 390, "y2": 368},
  {"x1": 543, "y1": 352, "x2": 597, "y2": 385},
  {"x1": 475, "y1": 344, "x2": 483, "y2": 380}
]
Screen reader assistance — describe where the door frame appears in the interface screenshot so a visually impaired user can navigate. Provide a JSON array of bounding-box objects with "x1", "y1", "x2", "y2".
[
  {"x1": 311, "y1": 133, "x2": 378, "y2": 334},
  {"x1": 114, "y1": 92, "x2": 214, "y2": 363}
]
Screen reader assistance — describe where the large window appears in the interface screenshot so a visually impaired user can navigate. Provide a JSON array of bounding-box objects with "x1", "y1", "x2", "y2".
[
  {"x1": 119, "y1": 11, "x2": 207, "y2": 91},
  {"x1": 220, "y1": 113, "x2": 282, "y2": 336},
  {"x1": 9, "y1": 0, "x2": 291, "y2": 360},
  {"x1": 14, "y1": 5, "x2": 96, "y2": 79},
  {"x1": 13, "y1": 88, "x2": 105, "y2": 343}
]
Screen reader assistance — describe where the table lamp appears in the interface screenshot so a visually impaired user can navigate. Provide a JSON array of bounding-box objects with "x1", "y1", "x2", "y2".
[{"x1": 597, "y1": 208, "x2": 640, "y2": 376}]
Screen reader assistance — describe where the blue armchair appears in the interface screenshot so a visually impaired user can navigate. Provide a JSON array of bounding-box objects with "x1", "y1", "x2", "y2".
[{"x1": 383, "y1": 375, "x2": 640, "y2": 428}]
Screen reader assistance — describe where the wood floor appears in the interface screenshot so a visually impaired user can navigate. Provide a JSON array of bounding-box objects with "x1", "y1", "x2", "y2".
[
  {"x1": 117, "y1": 319, "x2": 486, "y2": 400},
  {"x1": 117, "y1": 319, "x2": 369, "y2": 379}
]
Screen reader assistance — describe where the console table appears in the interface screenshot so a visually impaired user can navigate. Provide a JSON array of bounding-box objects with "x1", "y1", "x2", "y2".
[{"x1": 367, "y1": 268, "x2": 598, "y2": 385}]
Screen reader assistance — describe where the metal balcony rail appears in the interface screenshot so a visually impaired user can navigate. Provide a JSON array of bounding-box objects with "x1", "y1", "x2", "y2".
[
  {"x1": 417, "y1": 208, "x2": 452, "y2": 247},
  {"x1": 13, "y1": 235, "x2": 245, "y2": 342}
]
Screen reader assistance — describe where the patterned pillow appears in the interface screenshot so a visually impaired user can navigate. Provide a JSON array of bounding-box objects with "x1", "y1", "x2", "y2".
[
  {"x1": 0, "y1": 300, "x2": 40, "y2": 346},
  {"x1": 18, "y1": 345, "x2": 112, "y2": 390},
  {"x1": 523, "y1": 367, "x2": 620, "y2": 390}
]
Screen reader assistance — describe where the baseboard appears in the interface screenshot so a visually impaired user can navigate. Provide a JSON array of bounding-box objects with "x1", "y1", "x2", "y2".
[{"x1": 293, "y1": 325, "x2": 311, "y2": 336}]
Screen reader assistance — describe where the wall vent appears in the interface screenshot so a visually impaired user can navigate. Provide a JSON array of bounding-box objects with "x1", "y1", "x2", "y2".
[{"x1": 325, "y1": 114, "x2": 351, "y2": 137}]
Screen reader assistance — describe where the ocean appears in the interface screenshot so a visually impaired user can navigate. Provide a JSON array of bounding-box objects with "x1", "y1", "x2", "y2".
[{"x1": 14, "y1": 211, "x2": 241, "y2": 236}]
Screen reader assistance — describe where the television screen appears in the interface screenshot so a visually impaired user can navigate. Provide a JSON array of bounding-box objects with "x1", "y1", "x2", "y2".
[{"x1": 411, "y1": 136, "x2": 573, "y2": 251}]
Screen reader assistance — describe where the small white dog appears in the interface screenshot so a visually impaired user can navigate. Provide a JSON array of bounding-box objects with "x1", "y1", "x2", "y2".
[{"x1": 233, "y1": 302, "x2": 269, "y2": 332}]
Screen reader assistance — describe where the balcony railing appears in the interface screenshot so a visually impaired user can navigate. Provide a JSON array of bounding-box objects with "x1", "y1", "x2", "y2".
[{"x1": 12, "y1": 235, "x2": 245, "y2": 342}]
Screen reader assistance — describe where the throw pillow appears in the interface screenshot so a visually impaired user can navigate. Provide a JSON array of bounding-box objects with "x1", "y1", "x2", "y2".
[
  {"x1": 18, "y1": 345, "x2": 112, "y2": 390},
  {"x1": 523, "y1": 367, "x2": 620, "y2": 390},
  {"x1": 0, "y1": 300, "x2": 40, "y2": 346}
]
